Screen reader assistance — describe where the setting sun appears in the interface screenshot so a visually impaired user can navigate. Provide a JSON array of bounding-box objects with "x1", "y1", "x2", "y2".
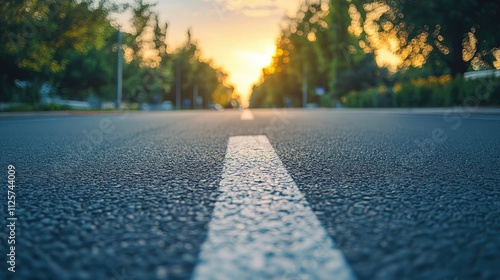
[
  {"x1": 375, "y1": 49, "x2": 401, "y2": 72},
  {"x1": 232, "y1": 47, "x2": 275, "y2": 104},
  {"x1": 112, "y1": 0, "x2": 301, "y2": 106}
]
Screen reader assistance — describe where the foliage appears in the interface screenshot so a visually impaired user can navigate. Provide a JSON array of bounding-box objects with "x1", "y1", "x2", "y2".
[
  {"x1": 351, "y1": 0, "x2": 500, "y2": 76},
  {"x1": 250, "y1": 0, "x2": 499, "y2": 108},
  {"x1": 0, "y1": 0, "x2": 115, "y2": 75},
  {"x1": 0, "y1": 0, "x2": 235, "y2": 109},
  {"x1": 344, "y1": 76, "x2": 500, "y2": 108},
  {"x1": 0, "y1": 103, "x2": 72, "y2": 112},
  {"x1": 250, "y1": 1, "x2": 383, "y2": 108}
]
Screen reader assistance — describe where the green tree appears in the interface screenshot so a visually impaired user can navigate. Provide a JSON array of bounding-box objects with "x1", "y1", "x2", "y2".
[
  {"x1": 171, "y1": 29, "x2": 234, "y2": 109},
  {"x1": 250, "y1": 0, "x2": 380, "y2": 107},
  {"x1": 0, "y1": 0, "x2": 119, "y2": 102},
  {"x1": 58, "y1": 30, "x2": 116, "y2": 101},
  {"x1": 352, "y1": 0, "x2": 500, "y2": 75},
  {"x1": 327, "y1": 0, "x2": 353, "y2": 98},
  {"x1": 0, "y1": 0, "x2": 234, "y2": 110},
  {"x1": 1, "y1": 0, "x2": 113, "y2": 75}
]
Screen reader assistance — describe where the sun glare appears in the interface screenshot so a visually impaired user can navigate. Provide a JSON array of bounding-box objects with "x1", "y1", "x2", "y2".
[
  {"x1": 230, "y1": 46, "x2": 275, "y2": 105},
  {"x1": 375, "y1": 49, "x2": 401, "y2": 72},
  {"x1": 238, "y1": 49, "x2": 274, "y2": 69}
]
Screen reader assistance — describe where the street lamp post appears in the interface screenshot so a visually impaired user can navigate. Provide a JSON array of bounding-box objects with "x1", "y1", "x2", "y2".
[
  {"x1": 116, "y1": 27, "x2": 123, "y2": 110},
  {"x1": 302, "y1": 63, "x2": 308, "y2": 108},
  {"x1": 331, "y1": 23, "x2": 338, "y2": 102},
  {"x1": 176, "y1": 59, "x2": 181, "y2": 110},
  {"x1": 193, "y1": 82, "x2": 198, "y2": 109}
]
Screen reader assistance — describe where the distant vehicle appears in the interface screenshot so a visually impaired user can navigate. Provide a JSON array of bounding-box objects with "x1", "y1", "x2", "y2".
[
  {"x1": 141, "y1": 101, "x2": 173, "y2": 111},
  {"x1": 40, "y1": 95, "x2": 91, "y2": 109},
  {"x1": 161, "y1": 101, "x2": 173, "y2": 110},
  {"x1": 209, "y1": 103, "x2": 224, "y2": 111},
  {"x1": 305, "y1": 103, "x2": 318, "y2": 109},
  {"x1": 58, "y1": 100, "x2": 91, "y2": 110},
  {"x1": 464, "y1": 69, "x2": 500, "y2": 80}
]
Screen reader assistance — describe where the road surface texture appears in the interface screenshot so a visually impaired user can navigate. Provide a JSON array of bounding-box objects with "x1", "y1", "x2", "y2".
[{"x1": 0, "y1": 109, "x2": 499, "y2": 280}]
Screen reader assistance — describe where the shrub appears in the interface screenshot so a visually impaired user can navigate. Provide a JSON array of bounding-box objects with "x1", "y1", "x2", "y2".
[
  {"x1": 343, "y1": 75, "x2": 500, "y2": 108},
  {"x1": 0, "y1": 103, "x2": 72, "y2": 112}
]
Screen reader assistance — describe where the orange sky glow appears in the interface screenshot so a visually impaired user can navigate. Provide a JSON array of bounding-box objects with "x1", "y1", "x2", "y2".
[
  {"x1": 113, "y1": 0, "x2": 302, "y2": 106},
  {"x1": 112, "y1": 0, "x2": 402, "y2": 105}
]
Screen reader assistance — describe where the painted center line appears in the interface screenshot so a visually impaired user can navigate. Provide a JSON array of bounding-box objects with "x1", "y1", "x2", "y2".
[
  {"x1": 192, "y1": 135, "x2": 355, "y2": 280},
  {"x1": 240, "y1": 110, "x2": 254, "y2": 120}
]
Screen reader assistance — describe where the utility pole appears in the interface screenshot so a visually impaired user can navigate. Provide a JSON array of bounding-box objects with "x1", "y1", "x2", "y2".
[
  {"x1": 193, "y1": 82, "x2": 198, "y2": 109},
  {"x1": 302, "y1": 63, "x2": 308, "y2": 108},
  {"x1": 176, "y1": 59, "x2": 181, "y2": 110},
  {"x1": 116, "y1": 27, "x2": 123, "y2": 110},
  {"x1": 331, "y1": 24, "x2": 338, "y2": 102}
]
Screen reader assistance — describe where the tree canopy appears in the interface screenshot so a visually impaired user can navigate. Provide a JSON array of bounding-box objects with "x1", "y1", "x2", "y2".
[
  {"x1": 250, "y1": 1, "x2": 384, "y2": 107},
  {"x1": 249, "y1": 0, "x2": 499, "y2": 108},
  {"x1": 351, "y1": 0, "x2": 500, "y2": 76},
  {"x1": 0, "y1": 0, "x2": 237, "y2": 108}
]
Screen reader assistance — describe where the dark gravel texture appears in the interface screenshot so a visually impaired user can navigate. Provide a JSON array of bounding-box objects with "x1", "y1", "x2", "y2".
[
  {"x1": 1, "y1": 109, "x2": 499, "y2": 280},
  {"x1": 266, "y1": 110, "x2": 500, "y2": 280}
]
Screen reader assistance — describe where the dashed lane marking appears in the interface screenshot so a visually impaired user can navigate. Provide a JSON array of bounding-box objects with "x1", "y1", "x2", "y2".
[
  {"x1": 240, "y1": 110, "x2": 254, "y2": 120},
  {"x1": 192, "y1": 135, "x2": 355, "y2": 280}
]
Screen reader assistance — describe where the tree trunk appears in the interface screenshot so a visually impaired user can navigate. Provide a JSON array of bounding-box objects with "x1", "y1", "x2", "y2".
[{"x1": 444, "y1": 21, "x2": 469, "y2": 77}]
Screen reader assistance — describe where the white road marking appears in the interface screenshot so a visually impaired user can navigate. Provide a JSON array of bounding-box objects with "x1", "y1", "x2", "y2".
[
  {"x1": 192, "y1": 135, "x2": 355, "y2": 280},
  {"x1": 240, "y1": 110, "x2": 254, "y2": 120}
]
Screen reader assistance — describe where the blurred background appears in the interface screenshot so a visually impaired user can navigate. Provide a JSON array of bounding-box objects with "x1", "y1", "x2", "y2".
[{"x1": 0, "y1": 0, "x2": 499, "y2": 111}]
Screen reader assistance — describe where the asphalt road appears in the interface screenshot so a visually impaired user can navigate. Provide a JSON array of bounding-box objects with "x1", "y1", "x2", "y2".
[{"x1": 0, "y1": 109, "x2": 499, "y2": 280}]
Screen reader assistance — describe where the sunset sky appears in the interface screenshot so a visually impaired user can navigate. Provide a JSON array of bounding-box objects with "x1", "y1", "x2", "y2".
[{"x1": 114, "y1": 0, "x2": 303, "y2": 104}]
